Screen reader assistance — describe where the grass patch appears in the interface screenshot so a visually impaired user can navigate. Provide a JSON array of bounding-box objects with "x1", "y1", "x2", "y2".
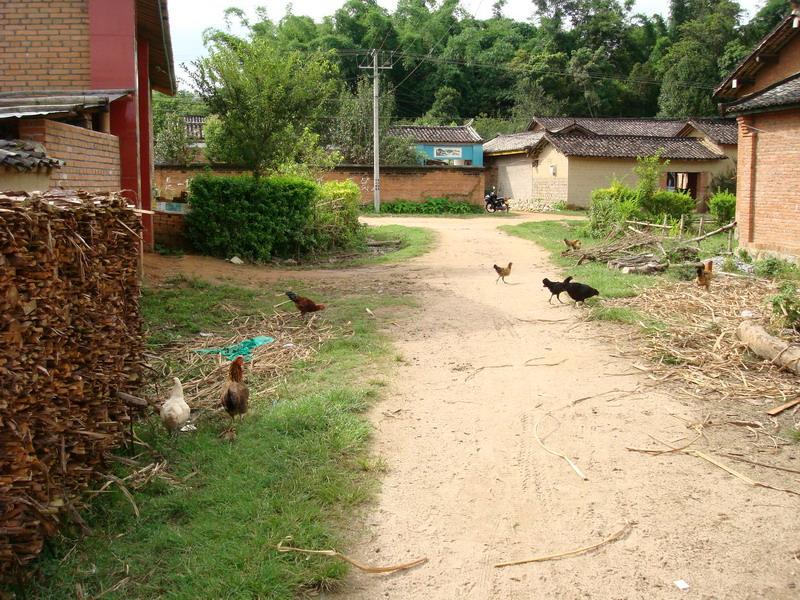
[
  {"x1": 501, "y1": 220, "x2": 656, "y2": 299},
  {"x1": 22, "y1": 277, "x2": 410, "y2": 599},
  {"x1": 326, "y1": 224, "x2": 436, "y2": 268}
]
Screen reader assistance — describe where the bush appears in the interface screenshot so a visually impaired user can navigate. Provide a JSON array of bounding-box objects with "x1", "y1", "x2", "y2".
[
  {"x1": 710, "y1": 169, "x2": 736, "y2": 195},
  {"x1": 709, "y1": 191, "x2": 736, "y2": 224},
  {"x1": 771, "y1": 282, "x2": 800, "y2": 331},
  {"x1": 640, "y1": 190, "x2": 695, "y2": 221},
  {"x1": 185, "y1": 174, "x2": 318, "y2": 261},
  {"x1": 309, "y1": 180, "x2": 364, "y2": 253},
  {"x1": 586, "y1": 181, "x2": 640, "y2": 237},
  {"x1": 754, "y1": 256, "x2": 797, "y2": 280},
  {"x1": 381, "y1": 198, "x2": 483, "y2": 215}
]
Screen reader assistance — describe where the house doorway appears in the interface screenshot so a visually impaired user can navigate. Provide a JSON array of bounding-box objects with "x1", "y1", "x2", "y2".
[{"x1": 666, "y1": 172, "x2": 699, "y2": 199}]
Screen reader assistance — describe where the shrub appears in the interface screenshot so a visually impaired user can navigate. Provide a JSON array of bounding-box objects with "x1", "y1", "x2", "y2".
[
  {"x1": 640, "y1": 190, "x2": 695, "y2": 221},
  {"x1": 710, "y1": 169, "x2": 736, "y2": 195},
  {"x1": 709, "y1": 191, "x2": 736, "y2": 224},
  {"x1": 381, "y1": 198, "x2": 483, "y2": 215},
  {"x1": 185, "y1": 174, "x2": 317, "y2": 261},
  {"x1": 309, "y1": 180, "x2": 364, "y2": 253},
  {"x1": 754, "y1": 256, "x2": 797, "y2": 280},
  {"x1": 771, "y1": 282, "x2": 800, "y2": 331},
  {"x1": 586, "y1": 180, "x2": 640, "y2": 237}
]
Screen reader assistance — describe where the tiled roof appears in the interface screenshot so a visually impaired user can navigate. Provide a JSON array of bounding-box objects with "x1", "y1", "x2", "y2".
[
  {"x1": 681, "y1": 118, "x2": 738, "y2": 145},
  {"x1": 0, "y1": 90, "x2": 130, "y2": 120},
  {"x1": 387, "y1": 125, "x2": 483, "y2": 144},
  {"x1": 0, "y1": 139, "x2": 63, "y2": 171},
  {"x1": 722, "y1": 73, "x2": 800, "y2": 116},
  {"x1": 546, "y1": 134, "x2": 725, "y2": 160},
  {"x1": 483, "y1": 131, "x2": 544, "y2": 154},
  {"x1": 531, "y1": 117, "x2": 686, "y2": 137}
]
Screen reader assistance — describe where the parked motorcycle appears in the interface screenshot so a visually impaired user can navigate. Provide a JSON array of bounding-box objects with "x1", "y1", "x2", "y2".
[{"x1": 484, "y1": 188, "x2": 510, "y2": 212}]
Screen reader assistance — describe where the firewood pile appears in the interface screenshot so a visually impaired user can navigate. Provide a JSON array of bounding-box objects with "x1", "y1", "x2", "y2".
[{"x1": 0, "y1": 190, "x2": 144, "y2": 581}]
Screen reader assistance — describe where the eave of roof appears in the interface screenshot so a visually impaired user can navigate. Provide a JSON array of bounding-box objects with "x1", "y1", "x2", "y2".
[
  {"x1": 0, "y1": 90, "x2": 132, "y2": 119},
  {"x1": 136, "y1": 0, "x2": 176, "y2": 95},
  {"x1": 720, "y1": 72, "x2": 800, "y2": 116},
  {"x1": 542, "y1": 134, "x2": 726, "y2": 161},
  {"x1": 387, "y1": 125, "x2": 483, "y2": 144},
  {"x1": 675, "y1": 118, "x2": 739, "y2": 145},
  {"x1": 714, "y1": 12, "x2": 799, "y2": 100}
]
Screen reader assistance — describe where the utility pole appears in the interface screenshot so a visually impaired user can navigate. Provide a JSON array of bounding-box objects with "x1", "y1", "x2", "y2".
[{"x1": 360, "y1": 49, "x2": 391, "y2": 213}]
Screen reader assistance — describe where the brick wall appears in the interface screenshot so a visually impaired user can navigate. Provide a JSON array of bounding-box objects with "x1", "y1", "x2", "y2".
[
  {"x1": 0, "y1": 0, "x2": 91, "y2": 91},
  {"x1": 736, "y1": 109, "x2": 800, "y2": 259},
  {"x1": 154, "y1": 165, "x2": 248, "y2": 199},
  {"x1": 752, "y1": 34, "x2": 800, "y2": 93},
  {"x1": 19, "y1": 119, "x2": 120, "y2": 192},
  {"x1": 154, "y1": 164, "x2": 486, "y2": 204},
  {"x1": 322, "y1": 165, "x2": 485, "y2": 204},
  {"x1": 153, "y1": 212, "x2": 186, "y2": 249}
]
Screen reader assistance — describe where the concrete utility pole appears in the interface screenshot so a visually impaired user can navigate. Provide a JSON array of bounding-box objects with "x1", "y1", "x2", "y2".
[{"x1": 360, "y1": 49, "x2": 391, "y2": 213}]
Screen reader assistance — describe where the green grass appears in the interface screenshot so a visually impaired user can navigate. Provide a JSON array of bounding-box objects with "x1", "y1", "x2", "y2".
[
  {"x1": 501, "y1": 220, "x2": 657, "y2": 300},
  {"x1": 21, "y1": 278, "x2": 410, "y2": 599},
  {"x1": 331, "y1": 224, "x2": 436, "y2": 267}
]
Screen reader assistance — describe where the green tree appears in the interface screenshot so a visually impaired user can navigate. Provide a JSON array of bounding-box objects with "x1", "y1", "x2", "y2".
[
  {"x1": 327, "y1": 78, "x2": 419, "y2": 165},
  {"x1": 154, "y1": 113, "x2": 194, "y2": 165},
  {"x1": 424, "y1": 86, "x2": 462, "y2": 122},
  {"x1": 189, "y1": 36, "x2": 339, "y2": 176}
]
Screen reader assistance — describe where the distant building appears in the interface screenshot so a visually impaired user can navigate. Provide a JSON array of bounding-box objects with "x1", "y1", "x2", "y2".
[
  {"x1": 714, "y1": 1, "x2": 800, "y2": 260},
  {"x1": 388, "y1": 125, "x2": 484, "y2": 167},
  {"x1": 0, "y1": 0, "x2": 177, "y2": 249},
  {"x1": 483, "y1": 117, "x2": 737, "y2": 210}
]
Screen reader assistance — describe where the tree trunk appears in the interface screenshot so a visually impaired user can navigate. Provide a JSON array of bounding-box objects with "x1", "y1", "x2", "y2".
[{"x1": 736, "y1": 320, "x2": 800, "y2": 375}]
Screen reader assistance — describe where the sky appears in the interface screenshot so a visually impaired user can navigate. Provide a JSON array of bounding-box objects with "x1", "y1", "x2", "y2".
[{"x1": 169, "y1": 0, "x2": 767, "y2": 88}]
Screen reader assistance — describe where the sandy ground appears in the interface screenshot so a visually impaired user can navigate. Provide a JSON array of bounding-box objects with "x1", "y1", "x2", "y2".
[{"x1": 146, "y1": 215, "x2": 800, "y2": 599}]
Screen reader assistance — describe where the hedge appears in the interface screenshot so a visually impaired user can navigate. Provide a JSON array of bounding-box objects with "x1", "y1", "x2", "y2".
[{"x1": 185, "y1": 174, "x2": 318, "y2": 261}]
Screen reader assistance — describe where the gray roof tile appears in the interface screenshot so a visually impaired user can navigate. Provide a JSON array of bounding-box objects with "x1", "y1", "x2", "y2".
[
  {"x1": 532, "y1": 117, "x2": 686, "y2": 137},
  {"x1": 387, "y1": 125, "x2": 483, "y2": 144},
  {"x1": 483, "y1": 131, "x2": 544, "y2": 154},
  {"x1": 546, "y1": 134, "x2": 725, "y2": 160},
  {"x1": 683, "y1": 118, "x2": 738, "y2": 145},
  {"x1": 723, "y1": 73, "x2": 800, "y2": 115},
  {"x1": 0, "y1": 139, "x2": 63, "y2": 171}
]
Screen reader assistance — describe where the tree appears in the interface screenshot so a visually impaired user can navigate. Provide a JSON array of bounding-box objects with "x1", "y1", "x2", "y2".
[
  {"x1": 151, "y1": 91, "x2": 208, "y2": 143},
  {"x1": 154, "y1": 114, "x2": 194, "y2": 165},
  {"x1": 327, "y1": 78, "x2": 420, "y2": 165},
  {"x1": 424, "y1": 86, "x2": 462, "y2": 122},
  {"x1": 189, "y1": 36, "x2": 339, "y2": 176}
]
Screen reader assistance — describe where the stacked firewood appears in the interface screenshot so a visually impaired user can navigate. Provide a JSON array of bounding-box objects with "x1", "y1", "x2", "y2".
[{"x1": 0, "y1": 190, "x2": 144, "y2": 581}]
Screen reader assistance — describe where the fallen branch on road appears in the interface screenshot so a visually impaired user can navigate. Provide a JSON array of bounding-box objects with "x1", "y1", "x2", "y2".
[
  {"x1": 494, "y1": 522, "x2": 634, "y2": 568},
  {"x1": 277, "y1": 537, "x2": 427, "y2": 573}
]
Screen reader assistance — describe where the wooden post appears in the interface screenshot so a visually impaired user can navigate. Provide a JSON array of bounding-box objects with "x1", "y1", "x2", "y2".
[
  {"x1": 679, "y1": 214, "x2": 685, "y2": 240},
  {"x1": 727, "y1": 226, "x2": 735, "y2": 253},
  {"x1": 698, "y1": 216, "x2": 705, "y2": 236},
  {"x1": 662, "y1": 214, "x2": 668, "y2": 228}
]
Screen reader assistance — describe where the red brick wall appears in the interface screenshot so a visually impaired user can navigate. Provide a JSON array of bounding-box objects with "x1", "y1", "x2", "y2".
[
  {"x1": 736, "y1": 109, "x2": 800, "y2": 258},
  {"x1": 322, "y1": 166, "x2": 486, "y2": 204},
  {"x1": 752, "y1": 34, "x2": 800, "y2": 93},
  {"x1": 0, "y1": 0, "x2": 91, "y2": 91},
  {"x1": 153, "y1": 212, "x2": 186, "y2": 248},
  {"x1": 19, "y1": 119, "x2": 121, "y2": 192}
]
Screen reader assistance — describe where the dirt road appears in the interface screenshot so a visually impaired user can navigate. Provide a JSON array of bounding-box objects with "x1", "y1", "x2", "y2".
[{"x1": 333, "y1": 216, "x2": 799, "y2": 600}]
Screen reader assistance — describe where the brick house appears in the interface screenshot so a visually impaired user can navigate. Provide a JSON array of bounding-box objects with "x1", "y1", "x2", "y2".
[
  {"x1": 713, "y1": 1, "x2": 800, "y2": 260},
  {"x1": 0, "y1": 0, "x2": 176, "y2": 248},
  {"x1": 483, "y1": 117, "x2": 737, "y2": 210}
]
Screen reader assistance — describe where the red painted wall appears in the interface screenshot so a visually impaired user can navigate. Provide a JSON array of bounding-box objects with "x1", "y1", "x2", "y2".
[{"x1": 137, "y1": 39, "x2": 154, "y2": 248}]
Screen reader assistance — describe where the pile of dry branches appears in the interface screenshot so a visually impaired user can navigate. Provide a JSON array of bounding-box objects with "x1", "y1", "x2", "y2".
[
  {"x1": 142, "y1": 311, "x2": 335, "y2": 414},
  {"x1": 565, "y1": 229, "x2": 666, "y2": 265},
  {"x1": 610, "y1": 275, "x2": 798, "y2": 406},
  {"x1": 0, "y1": 190, "x2": 144, "y2": 580}
]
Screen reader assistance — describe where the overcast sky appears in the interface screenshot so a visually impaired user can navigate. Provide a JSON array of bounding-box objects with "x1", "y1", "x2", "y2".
[{"x1": 169, "y1": 0, "x2": 767, "y2": 88}]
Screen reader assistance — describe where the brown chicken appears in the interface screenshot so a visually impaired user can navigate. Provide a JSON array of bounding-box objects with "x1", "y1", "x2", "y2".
[
  {"x1": 221, "y1": 356, "x2": 249, "y2": 439},
  {"x1": 493, "y1": 262, "x2": 512, "y2": 284},
  {"x1": 563, "y1": 238, "x2": 582, "y2": 251},
  {"x1": 286, "y1": 291, "x2": 325, "y2": 316},
  {"x1": 696, "y1": 260, "x2": 713, "y2": 291}
]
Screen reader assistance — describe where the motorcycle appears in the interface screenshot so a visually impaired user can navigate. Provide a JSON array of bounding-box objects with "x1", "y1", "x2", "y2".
[{"x1": 484, "y1": 188, "x2": 510, "y2": 213}]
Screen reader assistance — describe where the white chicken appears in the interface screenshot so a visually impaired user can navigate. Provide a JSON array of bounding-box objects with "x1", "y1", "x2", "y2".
[{"x1": 159, "y1": 377, "x2": 190, "y2": 434}]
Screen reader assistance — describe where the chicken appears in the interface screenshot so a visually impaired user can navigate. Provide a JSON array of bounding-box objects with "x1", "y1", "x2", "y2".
[
  {"x1": 696, "y1": 260, "x2": 713, "y2": 291},
  {"x1": 493, "y1": 262, "x2": 512, "y2": 284},
  {"x1": 286, "y1": 290, "x2": 325, "y2": 316},
  {"x1": 160, "y1": 377, "x2": 190, "y2": 435},
  {"x1": 542, "y1": 276, "x2": 572, "y2": 304},
  {"x1": 563, "y1": 238, "x2": 582, "y2": 252},
  {"x1": 565, "y1": 279, "x2": 599, "y2": 305},
  {"x1": 221, "y1": 356, "x2": 249, "y2": 439}
]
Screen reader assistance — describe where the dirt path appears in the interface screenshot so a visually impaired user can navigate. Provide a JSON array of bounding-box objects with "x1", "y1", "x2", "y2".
[{"x1": 326, "y1": 216, "x2": 799, "y2": 600}]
